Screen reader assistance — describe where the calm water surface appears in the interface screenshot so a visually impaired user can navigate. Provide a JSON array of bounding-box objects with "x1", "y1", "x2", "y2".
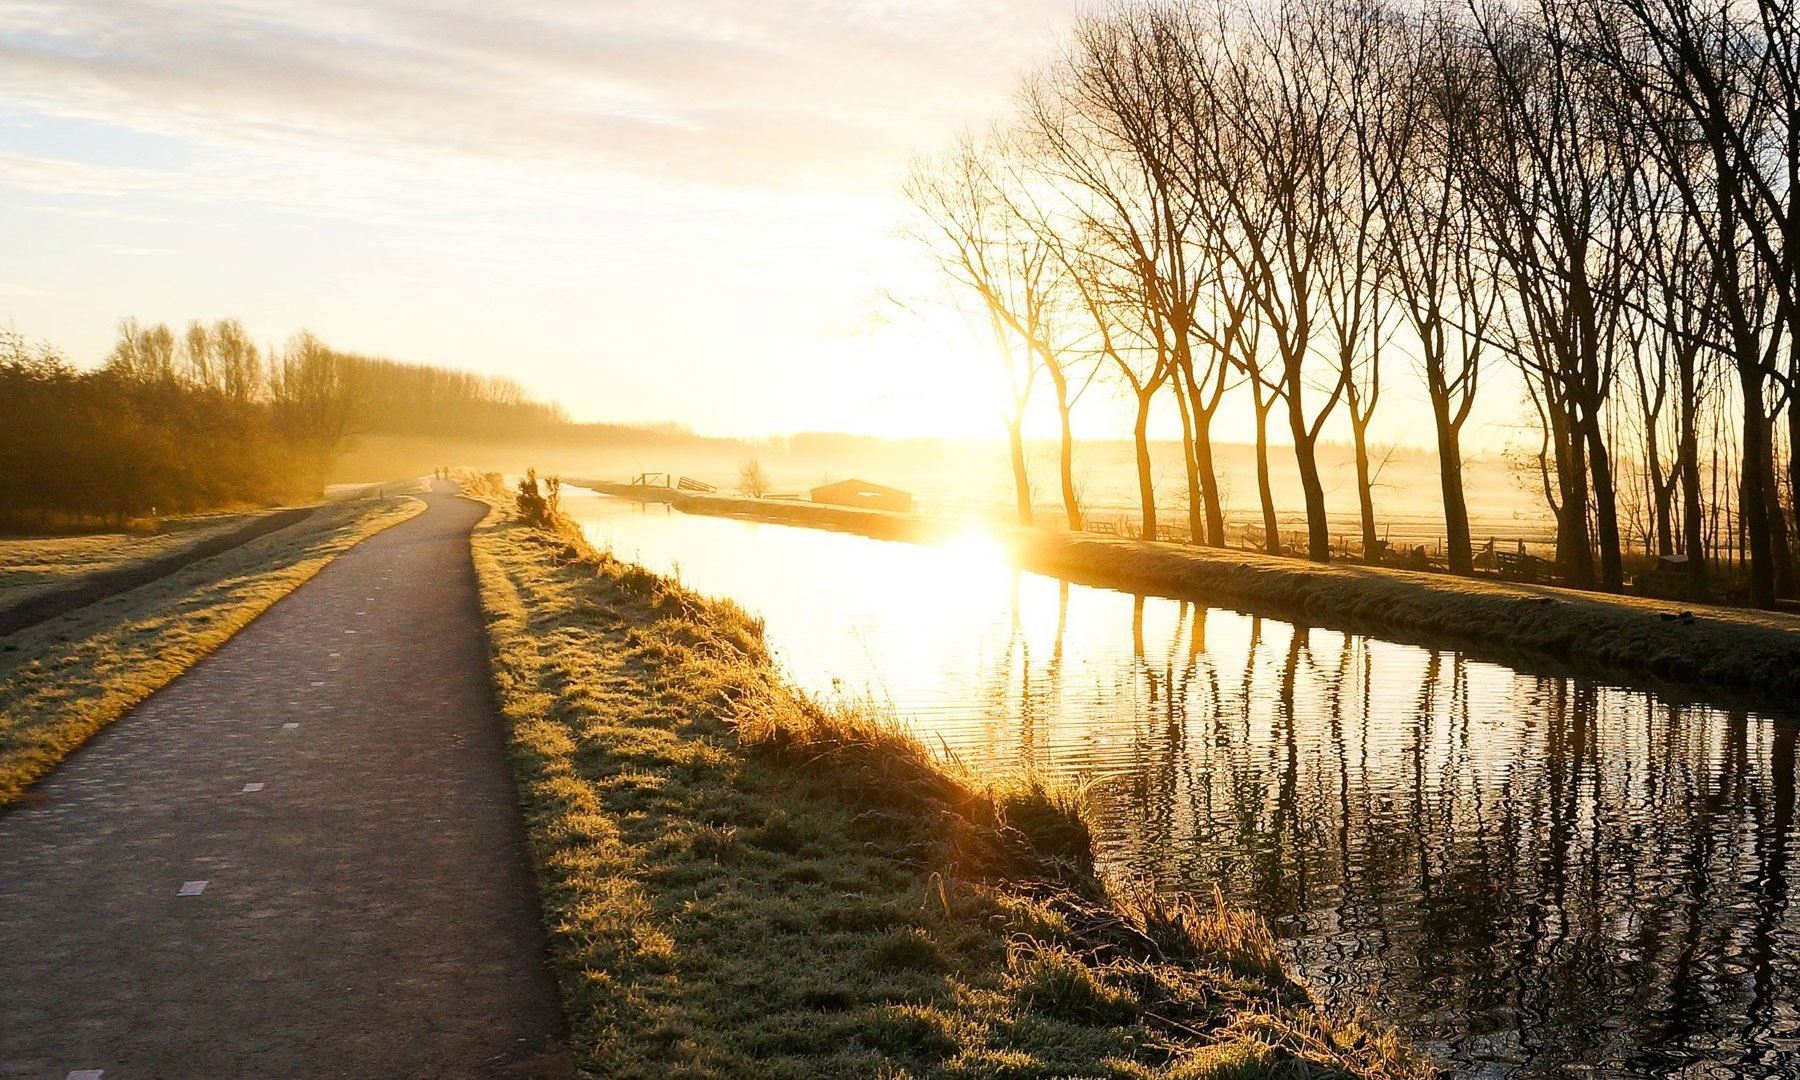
[{"x1": 568, "y1": 491, "x2": 1800, "y2": 1078}]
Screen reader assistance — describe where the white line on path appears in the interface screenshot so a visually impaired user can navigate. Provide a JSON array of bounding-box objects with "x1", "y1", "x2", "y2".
[
  {"x1": 242, "y1": 783, "x2": 265, "y2": 792},
  {"x1": 178, "y1": 881, "x2": 208, "y2": 896},
  {"x1": 282, "y1": 722, "x2": 299, "y2": 731},
  {"x1": 68, "y1": 1070, "x2": 104, "y2": 1080}
]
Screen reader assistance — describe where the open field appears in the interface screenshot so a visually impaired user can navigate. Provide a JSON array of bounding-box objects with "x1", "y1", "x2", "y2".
[
  {"x1": 0, "y1": 487, "x2": 424, "y2": 807},
  {"x1": 574, "y1": 481, "x2": 1800, "y2": 707},
  {"x1": 333, "y1": 430, "x2": 1556, "y2": 553},
  {"x1": 0, "y1": 510, "x2": 281, "y2": 610},
  {"x1": 469, "y1": 482, "x2": 1431, "y2": 1079}
]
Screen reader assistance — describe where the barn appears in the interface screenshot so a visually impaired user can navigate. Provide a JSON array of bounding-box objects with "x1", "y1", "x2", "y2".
[{"x1": 808, "y1": 479, "x2": 914, "y2": 514}]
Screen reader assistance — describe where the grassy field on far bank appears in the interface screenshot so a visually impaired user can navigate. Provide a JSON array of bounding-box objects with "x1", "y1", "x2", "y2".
[
  {"x1": 0, "y1": 488, "x2": 423, "y2": 807},
  {"x1": 468, "y1": 482, "x2": 1431, "y2": 1079},
  {"x1": 0, "y1": 509, "x2": 280, "y2": 610}
]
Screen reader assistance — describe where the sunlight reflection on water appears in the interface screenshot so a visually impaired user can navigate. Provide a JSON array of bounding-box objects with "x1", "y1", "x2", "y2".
[{"x1": 568, "y1": 490, "x2": 1800, "y2": 1078}]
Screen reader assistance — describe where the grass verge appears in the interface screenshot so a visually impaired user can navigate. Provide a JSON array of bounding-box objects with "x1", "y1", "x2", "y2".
[
  {"x1": 0, "y1": 509, "x2": 278, "y2": 610},
  {"x1": 469, "y1": 490, "x2": 1433, "y2": 1079},
  {"x1": 0, "y1": 488, "x2": 424, "y2": 806}
]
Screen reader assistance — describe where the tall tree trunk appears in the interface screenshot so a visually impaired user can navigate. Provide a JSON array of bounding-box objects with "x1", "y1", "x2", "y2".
[
  {"x1": 1006, "y1": 418, "x2": 1032, "y2": 527},
  {"x1": 1789, "y1": 378, "x2": 1800, "y2": 583},
  {"x1": 1742, "y1": 366, "x2": 1777, "y2": 607},
  {"x1": 1643, "y1": 415, "x2": 1674, "y2": 556},
  {"x1": 1350, "y1": 411, "x2": 1378, "y2": 562},
  {"x1": 1584, "y1": 410, "x2": 1624, "y2": 591},
  {"x1": 1174, "y1": 379, "x2": 1203, "y2": 543},
  {"x1": 1550, "y1": 395, "x2": 1595, "y2": 587},
  {"x1": 1678, "y1": 375, "x2": 1706, "y2": 589},
  {"x1": 1287, "y1": 394, "x2": 1331, "y2": 563},
  {"x1": 1763, "y1": 423, "x2": 1793, "y2": 596},
  {"x1": 1253, "y1": 397, "x2": 1280, "y2": 555},
  {"x1": 1047, "y1": 365, "x2": 1081, "y2": 530},
  {"x1": 1193, "y1": 431, "x2": 1225, "y2": 547},
  {"x1": 1183, "y1": 367, "x2": 1227, "y2": 547},
  {"x1": 1653, "y1": 478, "x2": 1675, "y2": 557},
  {"x1": 1432, "y1": 390, "x2": 1473, "y2": 574},
  {"x1": 1133, "y1": 393, "x2": 1157, "y2": 542}
]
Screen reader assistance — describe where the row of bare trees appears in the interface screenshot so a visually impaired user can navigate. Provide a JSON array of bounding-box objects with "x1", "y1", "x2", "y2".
[
  {"x1": 908, "y1": 0, "x2": 1800, "y2": 606},
  {"x1": 1, "y1": 318, "x2": 565, "y2": 524}
]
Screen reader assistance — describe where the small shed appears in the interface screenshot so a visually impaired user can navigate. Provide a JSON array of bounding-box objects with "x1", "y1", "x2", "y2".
[{"x1": 809, "y1": 478, "x2": 913, "y2": 514}]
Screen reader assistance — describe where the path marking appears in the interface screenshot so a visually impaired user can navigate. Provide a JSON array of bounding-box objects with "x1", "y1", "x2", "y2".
[
  {"x1": 68, "y1": 1070, "x2": 104, "y2": 1080},
  {"x1": 242, "y1": 782, "x2": 265, "y2": 792},
  {"x1": 177, "y1": 880, "x2": 208, "y2": 896},
  {"x1": 309, "y1": 681, "x2": 326, "y2": 687},
  {"x1": 282, "y1": 722, "x2": 299, "y2": 731}
]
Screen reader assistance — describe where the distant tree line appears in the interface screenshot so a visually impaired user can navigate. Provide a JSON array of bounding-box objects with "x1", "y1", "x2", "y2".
[
  {"x1": 908, "y1": 0, "x2": 1800, "y2": 606},
  {"x1": 0, "y1": 318, "x2": 564, "y2": 527}
]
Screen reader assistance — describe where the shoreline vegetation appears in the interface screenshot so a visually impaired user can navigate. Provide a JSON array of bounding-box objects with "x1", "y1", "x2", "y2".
[
  {"x1": 468, "y1": 475, "x2": 1432, "y2": 1078},
  {"x1": 0, "y1": 486, "x2": 423, "y2": 808},
  {"x1": 573, "y1": 480, "x2": 1800, "y2": 707}
]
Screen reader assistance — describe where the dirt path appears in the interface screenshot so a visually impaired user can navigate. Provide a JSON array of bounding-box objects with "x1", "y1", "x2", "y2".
[{"x1": 0, "y1": 484, "x2": 566, "y2": 1079}]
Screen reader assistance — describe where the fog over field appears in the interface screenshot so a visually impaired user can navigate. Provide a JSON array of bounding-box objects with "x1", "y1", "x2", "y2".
[{"x1": 333, "y1": 428, "x2": 1553, "y2": 550}]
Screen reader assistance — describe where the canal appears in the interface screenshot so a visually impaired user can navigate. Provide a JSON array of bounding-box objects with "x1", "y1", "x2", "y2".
[{"x1": 568, "y1": 489, "x2": 1800, "y2": 1077}]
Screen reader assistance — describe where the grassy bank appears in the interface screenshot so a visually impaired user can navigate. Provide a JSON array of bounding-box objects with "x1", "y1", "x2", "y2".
[
  {"x1": 0, "y1": 488, "x2": 423, "y2": 807},
  {"x1": 572, "y1": 481, "x2": 1800, "y2": 706},
  {"x1": 469, "y1": 488, "x2": 1431, "y2": 1079}
]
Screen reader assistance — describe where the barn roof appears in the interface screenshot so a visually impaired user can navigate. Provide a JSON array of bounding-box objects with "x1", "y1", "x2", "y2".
[{"x1": 809, "y1": 478, "x2": 910, "y2": 497}]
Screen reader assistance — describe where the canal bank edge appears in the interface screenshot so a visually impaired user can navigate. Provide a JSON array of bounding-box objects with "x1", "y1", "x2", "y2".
[
  {"x1": 572, "y1": 480, "x2": 1800, "y2": 710},
  {"x1": 465, "y1": 482, "x2": 1435, "y2": 1079}
]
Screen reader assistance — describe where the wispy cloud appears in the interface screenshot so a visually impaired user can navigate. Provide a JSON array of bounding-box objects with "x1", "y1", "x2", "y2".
[
  {"x1": 0, "y1": 0, "x2": 1071, "y2": 188},
  {"x1": 0, "y1": 0, "x2": 1081, "y2": 435}
]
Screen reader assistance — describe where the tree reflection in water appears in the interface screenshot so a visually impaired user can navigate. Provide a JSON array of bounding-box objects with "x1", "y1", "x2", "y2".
[
  {"x1": 565, "y1": 495, "x2": 1800, "y2": 1076},
  {"x1": 1067, "y1": 602, "x2": 1800, "y2": 1075}
]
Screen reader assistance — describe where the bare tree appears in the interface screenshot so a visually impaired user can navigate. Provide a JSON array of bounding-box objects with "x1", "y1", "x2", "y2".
[
  {"x1": 1183, "y1": 0, "x2": 1353, "y2": 561},
  {"x1": 104, "y1": 318, "x2": 178, "y2": 384},
  {"x1": 1457, "y1": 1, "x2": 1649, "y2": 590},
  {"x1": 211, "y1": 318, "x2": 263, "y2": 404},
  {"x1": 1377, "y1": 5, "x2": 1497, "y2": 573},
  {"x1": 738, "y1": 459, "x2": 772, "y2": 498},
  {"x1": 1022, "y1": 22, "x2": 1193, "y2": 541},
  {"x1": 1582, "y1": 0, "x2": 1796, "y2": 603},
  {"x1": 905, "y1": 134, "x2": 1054, "y2": 525}
]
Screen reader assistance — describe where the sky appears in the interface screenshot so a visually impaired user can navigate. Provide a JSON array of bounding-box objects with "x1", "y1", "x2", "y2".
[{"x1": 0, "y1": 0, "x2": 1528, "y2": 450}]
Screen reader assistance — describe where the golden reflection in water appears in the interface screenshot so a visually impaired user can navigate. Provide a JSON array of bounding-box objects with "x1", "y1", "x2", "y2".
[{"x1": 566, "y1": 492, "x2": 1800, "y2": 1077}]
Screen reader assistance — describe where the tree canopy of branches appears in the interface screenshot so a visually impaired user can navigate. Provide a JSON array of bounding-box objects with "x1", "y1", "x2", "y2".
[{"x1": 908, "y1": 0, "x2": 1800, "y2": 606}]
